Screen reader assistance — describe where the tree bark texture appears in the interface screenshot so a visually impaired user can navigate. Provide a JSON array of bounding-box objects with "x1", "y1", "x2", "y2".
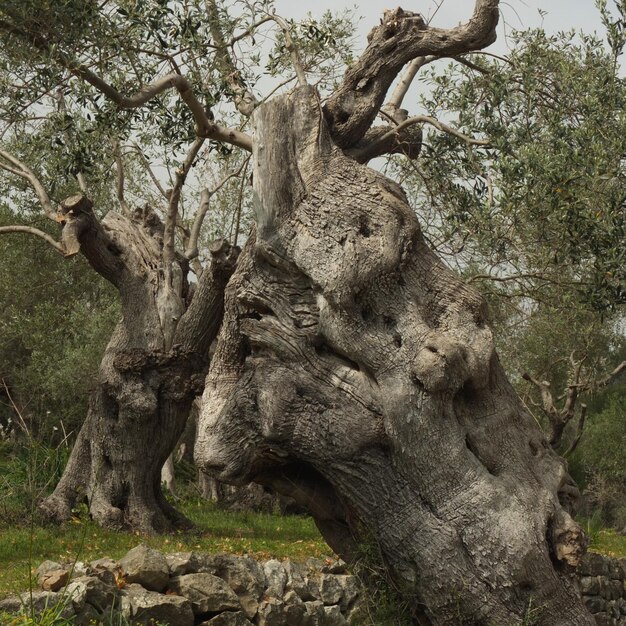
[
  {"x1": 41, "y1": 199, "x2": 237, "y2": 532},
  {"x1": 196, "y1": 87, "x2": 594, "y2": 625}
]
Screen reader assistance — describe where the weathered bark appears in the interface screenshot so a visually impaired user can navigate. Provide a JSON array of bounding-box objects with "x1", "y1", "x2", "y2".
[
  {"x1": 196, "y1": 87, "x2": 594, "y2": 625},
  {"x1": 41, "y1": 198, "x2": 237, "y2": 532}
]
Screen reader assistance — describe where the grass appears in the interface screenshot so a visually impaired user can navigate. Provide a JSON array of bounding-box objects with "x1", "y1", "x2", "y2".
[
  {"x1": 0, "y1": 499, "x2": 332, "y2": 599},
  {"x1": 589, "y1": 528, "x2": 626, "y2": 558}
]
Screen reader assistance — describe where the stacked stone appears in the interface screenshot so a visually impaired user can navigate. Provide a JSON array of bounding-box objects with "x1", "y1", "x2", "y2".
[
  {"x1": 578, "y1": 552, "x2": 626, "y2": 626},
  {"x1": 2, "y1": 547, "x2": 626, "y2": 625},
  {"x1": 0, "y1": 546, "x2": 361, "y2": 626}
]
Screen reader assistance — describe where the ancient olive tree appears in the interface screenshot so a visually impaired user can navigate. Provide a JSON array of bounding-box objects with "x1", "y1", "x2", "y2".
[
  {"x1": 1, "y1": 0, "x2": 597, "y2": 622},
  {"x1": 194, "y1": 3, "x2": 594, "y2": 625},
  {"x1": 0, "y1": 0, "x2": 246, "y2": 532},
  {"x1": 0, "y1": 0, "x2": 355, "y2": 530}
]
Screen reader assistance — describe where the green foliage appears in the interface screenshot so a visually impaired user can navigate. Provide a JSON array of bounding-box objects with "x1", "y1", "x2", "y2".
[
  {"x1": 407, "y1": 27, "x2": 626, "y2": 312},
  {"x1": 570, "y1": 386, "x2": 626, "y2": 528},
  {"x1": 0, "y1": 205, "x2": 119, "y2": 441}
]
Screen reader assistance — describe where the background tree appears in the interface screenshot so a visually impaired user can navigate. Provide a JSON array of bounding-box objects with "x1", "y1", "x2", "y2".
[{"x1": 0, "y1": 0, "x2": 356, "y2": 531}]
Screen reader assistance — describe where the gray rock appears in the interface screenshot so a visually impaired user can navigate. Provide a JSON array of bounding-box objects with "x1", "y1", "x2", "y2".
[
  {"x1": 200, "y1": 611, "x2": 255, "y2": 625},
  {"x1": 190, "y1": 552, "x2": 265, "y2": 619},
  {"x1": 580, "y1": 576, "x2": 602, "y2": 596},
  {"x1": 319, "y1": 574, "x2": 343, "y2": 606},
  {"x1": 121, "y1": 583, "x2": 194, "y2": 626},
  {"x1": 303, "y1": 600, "x2": 325, "y2": 626},
  {"x1": 323, "y1": 559, "x2": 348, "y2": 575},
  {"x1": 283, "y1": 589, "x2": 306, "y2": 626},
  {"x1": 285, "y1": 560, "x2": 317, "y2": 601},
  {"x1": 584, "y1": 595, "x2": 607, "y2": 614},
  {"x1": 73, "y1": 603, "x2": 102, "y2": 626},
  {"x1": 580, "y1": 552, "x2": 610, "y2": 577},
  {"x1": 166, "y1": 551, "x2": 194, "y2": 576},
  {"x1": 0, "y1": 590, "x2": 74, "y2": 619},
  {"x1": 264, "y1": 559, "x2": 287, "y2": 597},
  {"x1": 65, "y1": 575, "x2": 118, "y2": 613},
  {"x1": 594, "y1": 613, "x2": 618, "y2": 626},
  {"x1": 257, "y1": 598, "x2": 287, "y2": 626},
  {"x1": 336, "y1": 575, "x2": 360, "y2": 611},
  {"x1": 323, "y1": 605, "x2": 348, "y2": 626},
  {"x1": 119, "y1": 544, "x2": 169, "y2": 592},
  {"x1": 169, "y1": 573, "x2": 241, "y2": 615},
  {"x1": 72, "y1": 561, "x2": 90, "y2": 578},
  {"x1": 90, "y1": 557, "x2": 118, "y2": 574}
]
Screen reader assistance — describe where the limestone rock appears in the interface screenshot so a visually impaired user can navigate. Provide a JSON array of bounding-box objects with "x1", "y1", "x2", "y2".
[
  {"x1": 283, "y1": 589, "x2": 306, "y2": 626},
  {"x1": 121, "y1": 583, "x2": 194, "y2": 626},
  {"x1": 319, "y1": 574, "x2": 343, "y2": 606},
  {"x1": 200, "y1": 611, "x2": 255, "y2": 625},
  {"x1": 0, "y1": 590, "x2": 73, "y2": 619},
  {"x1": 264, "y1": 559, "x2": 287, "y2": 597},
  {"x1": 119, "y1": 545, "x2": 169, "y2": 592},
  {"x1": 190, "y1": 552, "x2": 265, "y2": 619},
  {"x1": 257, "y1": 597, "x2": 286, "y2": 626},
  {"x1": 65, "y1": 575, "x2": 118, "y2": 613},
  {"x1": 169, "y1": 573, "x2": 241, "y2": 615},
  {"x1": 303, "y1": 600, "x2": 325, "y2": 626},
  {"x1": 166, "y1": 551, "x2": 194, "y2": 577},
  {"x1": 323, "y1": 604, "x2": 348, "y2": 626}
]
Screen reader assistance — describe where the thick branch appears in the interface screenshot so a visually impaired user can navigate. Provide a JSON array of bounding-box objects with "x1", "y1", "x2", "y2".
[
  {"x1": 324, "y1": 1, "x2": 499, "y2": 148},
  {"x1": 269, "y1": 14, "x2": 308, "y2": 87},
  {"x1": 564, "y1": 404, "x2": 587, "y2": 458},
  {"x1": 346, "y1": 122, "x2": 422, "y2": 163},
  {"x1": 0, "y1": 225, "x2": 65, "y2": 255},
  {"x1": 0, "y1": 149, "x2": 57, "y2": 219},
  {"x1": 112, "y1": 140, "x2": 131, "y2": 216},
  {"x1": 175, "y1": 239, "x2": 239, "y2": 354},
  {"x1": 57, "y1": 195, "x2": 124, "y2": 285},
  {"x1": 205, "y1": 0, "x2": 257, "y2": 116},
  {"x1": 384, "y1": 55, "x2": 437, "y2": 114}
]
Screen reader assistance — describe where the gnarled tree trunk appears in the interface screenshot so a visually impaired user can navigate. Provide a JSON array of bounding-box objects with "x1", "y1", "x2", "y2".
[
  {"x1": 195, "y1": 87, "x2": 594, "y2": 625},
  {"x1": 41, "y1": 197, "x2": 237, "y2": 532}
]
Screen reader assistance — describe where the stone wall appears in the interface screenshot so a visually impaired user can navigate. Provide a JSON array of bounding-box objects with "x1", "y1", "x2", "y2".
[
  {"x1": 0, "y1": 546, "x2": 624, "y2": 625},
  {"x1": 578, "y1": 552, "x2": 626, "y2": 626},
  {"x1": 0, "y1": 545, "x2": 361, "y2": 625}
]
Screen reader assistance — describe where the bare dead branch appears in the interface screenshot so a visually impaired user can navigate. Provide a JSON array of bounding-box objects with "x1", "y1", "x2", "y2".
[
  {"x1": 563, "y1": 403, "x2": 587, "y2": 458},
  {"x1": 384, "y1": 55, "x2": 437, "y2": 114},
  {"x1": 325, "y1": 0, "x2": 500, "y2": 148},
  {"x1": 0, "y1": 225, "x2": 65, "y2": 255}
]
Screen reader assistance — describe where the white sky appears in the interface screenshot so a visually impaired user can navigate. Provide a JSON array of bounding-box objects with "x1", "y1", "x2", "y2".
[{"x1": 273, "y1": 1, "x2": 607, "y2": 56}]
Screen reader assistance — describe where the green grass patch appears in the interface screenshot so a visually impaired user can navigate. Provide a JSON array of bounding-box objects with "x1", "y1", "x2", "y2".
[
  {"x1": 0, "y1": 499, "x2": 331, "y2": 599},
  {"x1": 589, "y1": 529, "x2": 626, "y2": 558}
]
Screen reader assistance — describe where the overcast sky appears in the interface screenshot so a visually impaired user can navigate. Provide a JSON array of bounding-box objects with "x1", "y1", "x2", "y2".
[{"x1": 272, "y1": 1, "x2": 607, "y2": 56}]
